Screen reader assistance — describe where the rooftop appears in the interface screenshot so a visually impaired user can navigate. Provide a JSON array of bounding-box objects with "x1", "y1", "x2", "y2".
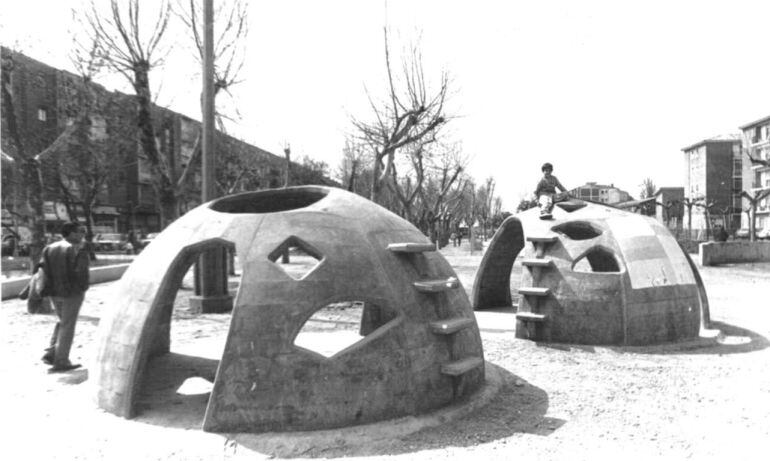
[
  {"x1": 681, "y1": 133, "x2": 741, "y2": 152},
  {"x1": 739, "y1": 114, "x2": 770, "y2": 130}
]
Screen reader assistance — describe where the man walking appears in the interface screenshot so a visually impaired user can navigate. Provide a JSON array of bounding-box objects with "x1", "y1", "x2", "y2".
[{"x1": 40, "y1": 222, "x2": 89, "y2": 373}]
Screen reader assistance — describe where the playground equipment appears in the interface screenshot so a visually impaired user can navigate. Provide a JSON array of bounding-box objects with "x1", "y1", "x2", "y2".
[
  {"x1": 92, "y1": 186, "x2": 485, "y2": 432},
  {"x1": 472, "y1": 200, "x2": 708, "y2": 345}
]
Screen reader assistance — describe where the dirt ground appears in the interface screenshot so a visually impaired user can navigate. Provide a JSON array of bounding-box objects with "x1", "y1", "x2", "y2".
[{"x1": 1, "y1": 242, "x2": 769, "y2": 460}]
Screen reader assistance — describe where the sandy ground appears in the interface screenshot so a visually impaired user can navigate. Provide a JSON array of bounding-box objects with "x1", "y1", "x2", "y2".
[{"x1": 1, "y1": 242, "x2": 769, "y2": 460}]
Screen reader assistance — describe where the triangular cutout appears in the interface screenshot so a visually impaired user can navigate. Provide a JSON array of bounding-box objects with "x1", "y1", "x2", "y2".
[
  {"x1": 572, "y1": 247, "x2": 620, "y2": 272},
  {"x1": 294, "y1": 301, "x2": 398, "y2": 358}
]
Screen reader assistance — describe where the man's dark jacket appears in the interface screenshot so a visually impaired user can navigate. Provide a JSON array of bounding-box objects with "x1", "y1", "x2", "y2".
[{"x1": 41, "y1": 240, "x2": 90, "y2": 297}]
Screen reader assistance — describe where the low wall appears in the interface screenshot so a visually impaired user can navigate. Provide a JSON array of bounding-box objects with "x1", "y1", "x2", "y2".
[
  {"x1": 699, "y1": 241, "x2": 770, "y2": 266},
  {"x1": 1, "y1": 264, "x2": 129, "y2": 300}
]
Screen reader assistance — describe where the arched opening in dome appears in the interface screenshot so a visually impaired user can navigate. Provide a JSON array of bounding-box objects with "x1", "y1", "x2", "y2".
[
  {"x1": 572, "y1": 247, "x2": 621, "y2": 272},
  {"x1": 209, "y1": 187, "x2": 328, "y2": 214},
  {"x1": 133, "y1": 238, "x2": 239, "y2": 424},
  {"x1": 552, "y1": 221, "x2": 603, "y2": 240}
]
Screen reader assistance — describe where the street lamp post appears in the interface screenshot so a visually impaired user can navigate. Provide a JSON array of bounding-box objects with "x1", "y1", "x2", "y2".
[{"x1": 189, "y1": 0, "x2": 233, "y2": 314}]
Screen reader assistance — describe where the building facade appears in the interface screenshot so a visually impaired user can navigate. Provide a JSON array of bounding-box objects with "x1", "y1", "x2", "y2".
[
  {"x1": 738, "y1": 115, "x2": 770, "y2": 232},
  {"x1": 2, "y1": 47, "x2": 324, "y2": 238},
  {"x1": 569, "y1": 182, "x2": 631, "y2": 205},
  {"x1": 681, "y1": 136, "x2": 742, "y2": 233},
  {"x1": 653, "y1": 187, "x2": 684, "y2": 229}
]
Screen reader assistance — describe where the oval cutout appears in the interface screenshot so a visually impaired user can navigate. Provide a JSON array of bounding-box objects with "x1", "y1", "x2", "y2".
[
  {"x1": 210, "y1": 187, "x2": 328, "y2": 214},
  {"x1": 552, "y1": 221, "x2": 603, "y2": 240}
]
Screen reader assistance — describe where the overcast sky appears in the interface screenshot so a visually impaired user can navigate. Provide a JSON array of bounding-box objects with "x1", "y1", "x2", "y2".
[{"x1": 2, "y1": 0, "x2": 769, "y2": 211}]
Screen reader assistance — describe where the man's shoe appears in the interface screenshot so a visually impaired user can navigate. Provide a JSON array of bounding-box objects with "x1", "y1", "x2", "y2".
[
  {"x1": 48, "y1": 363, "x2": 82, "y2": 373},
  {"x1": 41, "y1": 354, "x2": 54, "y2": 365}
]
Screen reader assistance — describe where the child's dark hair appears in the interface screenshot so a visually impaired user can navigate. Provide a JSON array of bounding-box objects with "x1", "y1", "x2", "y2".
[
  {"x1": 60, "y1": 222, "x2": 81, "y2": 237},
  {"x1": 541, "y1": 162, "x2": 553, "y2": 172}
]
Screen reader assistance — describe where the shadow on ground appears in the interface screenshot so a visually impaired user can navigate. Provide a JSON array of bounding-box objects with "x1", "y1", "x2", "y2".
[
  {"x1": 133, "y1": 354, "x2": 562, "y2": 458},
  {"x1": 535, "y1": 321, "x2": 768, "y2": 356}
]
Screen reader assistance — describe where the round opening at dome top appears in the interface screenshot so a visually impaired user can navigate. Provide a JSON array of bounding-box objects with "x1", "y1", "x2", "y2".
[{"x1": 209, "y1": 187, "x2": 329, "y2": 214}]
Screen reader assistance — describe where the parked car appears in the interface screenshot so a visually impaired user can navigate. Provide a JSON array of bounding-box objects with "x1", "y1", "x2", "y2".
[
  {"x1": 757, "y1": 228, "x2": 770, "y2": 240},
  {"x1": 94, "y1": 233, "x2": 126, "y2": 252}
]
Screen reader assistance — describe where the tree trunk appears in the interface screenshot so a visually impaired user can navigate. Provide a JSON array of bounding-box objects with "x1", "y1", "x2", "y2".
[
  {"x1": 19, "y1": 159, "x2": 46, "y2": 271},
  {"x1": 133, "y1": 64, "x2": 178, "y2": 228},
  {"x1": 2, "y1": 66, "x2": 46, "y2": 272}
]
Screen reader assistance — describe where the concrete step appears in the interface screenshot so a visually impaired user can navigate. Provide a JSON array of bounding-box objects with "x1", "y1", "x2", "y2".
[
  {"x1": 440, "y1": 356, "x2": 484, "y2": 377},
  {"x1": 429, "y1": 317, "x2": 475, "y2": 334},
  {"x1": 516, "y1": 312, "x2": 547, "y2": 322},
  {"x1": 388, "y1": 242, "x2": 437, "y2": 253},
  {"x1": 526, "y1": 235, "x2": 558, "y2": 244},
  {"x1": 518, "y1": 286, "x2": 551, "y2": 297},
  {"x1": 414, "y1": 278, "x2": 460, "y2": 293},
  {"x1": 522, "y1": 258, "x2": 554, "y2": 268}
]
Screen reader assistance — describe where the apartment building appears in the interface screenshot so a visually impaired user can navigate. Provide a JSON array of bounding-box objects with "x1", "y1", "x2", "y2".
[
  {"x1": 738, "y1": 115, "x2": 770, "y2": 232},
  {"x1": 681, "y1": 135, "x2": 742, "y2": 232},
  {"x1": 2, "y1": 47, "x2": 320, "y2": 235},
  {"x1": 569, "y1": 182, "x2": 631, "y2": 205},
  {"x1": 653, "y1": 187, "x2": 684, "y2": 228}
]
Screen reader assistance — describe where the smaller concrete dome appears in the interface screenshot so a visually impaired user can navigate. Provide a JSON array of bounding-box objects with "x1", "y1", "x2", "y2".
[{"x1": 472, "y1": 201, "x2": 708, "y2": 345}]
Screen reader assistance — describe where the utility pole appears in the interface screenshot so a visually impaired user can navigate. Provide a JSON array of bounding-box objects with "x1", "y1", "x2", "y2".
[{"x1": 190, "y1": 0, "x2": 233, "y2": 313}]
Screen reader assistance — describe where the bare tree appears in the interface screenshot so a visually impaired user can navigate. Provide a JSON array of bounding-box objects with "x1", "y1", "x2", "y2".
[
  {"x1": 0, "y1": 48, "x2": 45, "y2": 266},
  {"x1": 338, "y1": 136, "x2": 371, "y2": 195},
  {"x1": 387, "y1": 144, "x2": 427, "y2": 222},
  {"x1": 695, "y1": 199, "x2": 717, "y2": 240},
  {"x1": 42, "y1": 41, "x2": 134, "y2": 253},
  {"x1": 475, "y1": 177, "x2": 496, "y2": 239},
  {"x1": 682, "y1": 197, "x2": 703, "y2": 240},
  {"x1": 173, "y1": 0, "x2": 249, "y2": 205},
  {"x1": 80, "y1": 0, "x2": 181, "y2": 226},
  {"x1": 352, "y1": 28, "x2": 449, "y2": 203},
  {"x1": 406, "y1": 144, "x2": 466, "y2": 242},
  {"x1": 746, "y1": 148, "x2": 770, "y2": 168},
  {"x1": 283, "y1": 144, "x2": 291, "y2": 188},
  {"x1": 1, "y1": 47, "x2": 83, "y2": 268},
  {"x1": 741, "y1": 189, "x2": 770, "y2": 242},
  {"x1": 173, "y1": 0, "x2": 247, "y2": 116},
  {"x1": 639, "y1": 177, "x2": 657, "y2": 216}
]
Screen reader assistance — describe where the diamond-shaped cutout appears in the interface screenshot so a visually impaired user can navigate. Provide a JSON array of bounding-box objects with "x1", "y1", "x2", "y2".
[
  {"x1": 268, "y1": 236, "x2": 323, "y2": 280},
  {"x1": 294, "y1": 301, "x2": 398, "y2": 358}
]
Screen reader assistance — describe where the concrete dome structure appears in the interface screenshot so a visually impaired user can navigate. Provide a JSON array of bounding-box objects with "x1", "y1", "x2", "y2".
[
  {"x1": 93, "y1": 186, "x2": 485, "y2": 432},
  {"x1": 472, "y1": 200, "x2": 709, "y2": 345}
]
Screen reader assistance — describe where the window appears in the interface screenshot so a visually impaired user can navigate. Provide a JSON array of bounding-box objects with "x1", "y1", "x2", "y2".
[
  {"x1": 37, "y1": 108, "x2": 47, "y2": 122},
  {"x1": 90, "y1": 116, "x2": 107, "y2": 140}
]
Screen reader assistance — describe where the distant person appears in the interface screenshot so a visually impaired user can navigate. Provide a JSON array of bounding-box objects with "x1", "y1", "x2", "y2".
[
  {"x1": 713, "y1": 224, "x2": 728, "y2": 242},
  {"x1": 127, "y1": 230, "x2": 139, "y2": 254},
  {"x1": 535, "y1": 162, "x2": 568, "y2": 220},
  {"x1": 40, "y1": 222, "x2": 90, "y2": 373},
  {"x1": 450, "y1": 231, "x2": 458, "y2": 247}
]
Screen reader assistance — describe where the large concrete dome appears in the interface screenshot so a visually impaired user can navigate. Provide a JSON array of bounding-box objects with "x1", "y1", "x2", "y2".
[
  {"x1": 93, "y1": 186, "x2": 485, "y2": 432},
  {"x1": 472, "y1": 200, "x2": 708, "y2": 345}
]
